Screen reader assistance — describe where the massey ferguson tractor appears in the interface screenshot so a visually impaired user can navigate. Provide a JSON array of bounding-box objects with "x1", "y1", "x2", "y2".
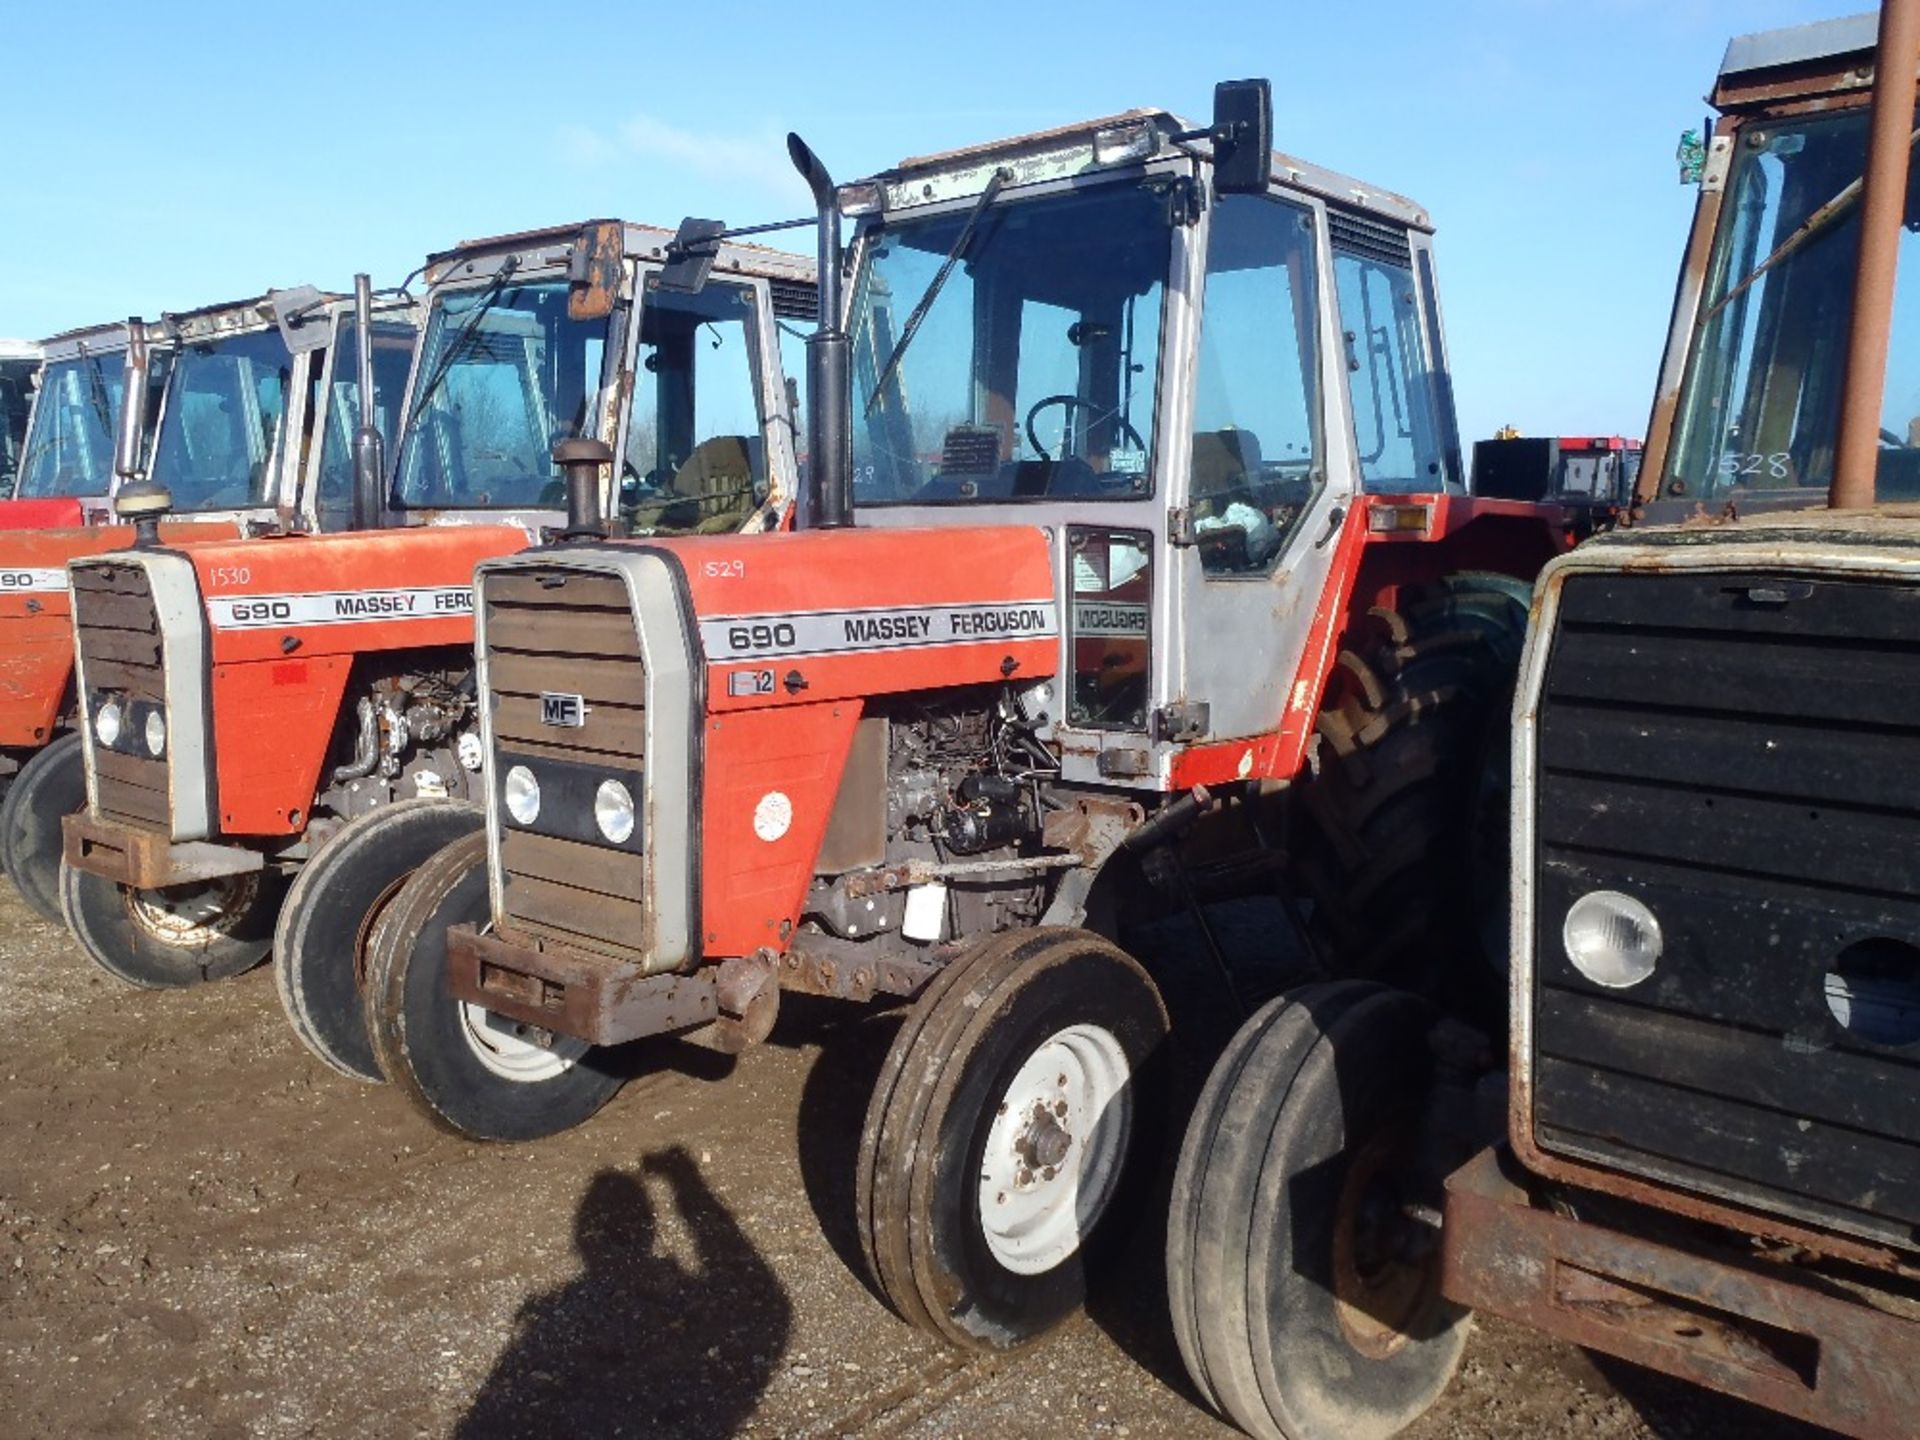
[
  {"x1": 1168, "y1": 11, "x2": 1920, "y2": 1440},
  {"x1": 0, "y1": 288, "x2": 407, "y2": 893},
  {"x1": 57, "y1": 222, "x2": 814, "y2": 1092},
  {"x1": 358, "y1": 88, "x2": 1578, "y2": 1352}
]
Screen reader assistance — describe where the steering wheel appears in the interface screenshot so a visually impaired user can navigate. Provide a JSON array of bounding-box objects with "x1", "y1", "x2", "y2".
[{"x1": 1024, "y1": 394, "x2": 1145, "y2": 462}]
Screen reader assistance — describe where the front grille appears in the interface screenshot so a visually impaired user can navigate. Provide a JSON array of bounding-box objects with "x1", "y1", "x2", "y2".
[
  {"x1": 1530, "y1": 569, "x2": 1920, "y2": 1250},
  {"x1": 71, "y1": 563, "x2": 171, "y2": 830},
  {"x1": 484, "y1": 567, "x2": 648, "y2": 962}
]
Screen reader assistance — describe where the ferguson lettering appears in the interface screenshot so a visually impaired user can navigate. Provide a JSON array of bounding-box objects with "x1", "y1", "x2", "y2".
[
  {"x1": 207, "y1": 586, "x2": 476, "y2": 630},
  {"x1": 700, "y1": 601, "x2": 1059, "y2": 660}
]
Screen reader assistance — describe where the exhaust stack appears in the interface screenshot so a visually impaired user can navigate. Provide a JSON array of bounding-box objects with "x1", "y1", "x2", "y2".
[
  {"x1": 111, "y1": 319, "x2": 170, "y2": 549},
  {"x1": 554, "y1": 437, "x2": 613, "y2": 537},
  {"x1": 788, "y1": 134, "x2": 852, "y2": 530},
  {"x1": 351, "y1": 274, "x2": 387, "y2": 531}
]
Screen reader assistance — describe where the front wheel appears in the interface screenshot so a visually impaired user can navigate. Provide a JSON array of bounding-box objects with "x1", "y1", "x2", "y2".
[
  {"x1": 1167, "y1": 981, "x2": 1468, "y2": 1440},
  {"x1": 274, "y1": 799, "x2": 485, "y2": 1084},
  {"x1": 59, "y1": 859, "x2": 287, "y2": 988},
  {"x1": 1, "y1": 733, "x2": 86, "y2": 921},
  {"x1": 362, "y1": 831, "x2": 623, "y2": 1142},
  {"x1": 858, "y1": 927, "x2": 1169, "y2": 1350}
]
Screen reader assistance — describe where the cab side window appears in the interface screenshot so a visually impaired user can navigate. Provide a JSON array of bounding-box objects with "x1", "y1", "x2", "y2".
[
  {"x1": 1189, "y1": 194, "x2": 1324, "y2": 576},
  {"x1": 1333, "y1": 236, "x2": 1449, "y2": 493}
]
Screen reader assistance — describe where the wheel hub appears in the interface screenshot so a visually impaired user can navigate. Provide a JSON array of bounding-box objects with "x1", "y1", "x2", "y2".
[
  {"x1": 126, "y1": 874, "x2": 259, "y2": 947},
  {"x1": 1332, "y1": 1129, "x2": 1442, "y2": 1360},
  {"x1": 977, "y1": 1022, "x2": 1132, "y2": 1276}
]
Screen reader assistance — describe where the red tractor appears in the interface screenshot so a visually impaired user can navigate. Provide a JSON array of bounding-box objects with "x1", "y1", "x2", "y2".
[
  {"x1": 58, "y1": 222, "x2": 815, "y2": 1093},
  {"x1": 361, "y1": 87, "x2": 1576, "y2": 1350},
  {"x1": 0, "y1": 287, "x2": 416, "y2": 913}
]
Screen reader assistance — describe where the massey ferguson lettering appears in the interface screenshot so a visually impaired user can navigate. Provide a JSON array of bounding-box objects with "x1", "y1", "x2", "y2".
[
  {"x1": 208, "y1": 586, "x2": 476, "y2": 631},
  {"x1": 700, "y1": 602, "x2": 1060, "y2": 661}
]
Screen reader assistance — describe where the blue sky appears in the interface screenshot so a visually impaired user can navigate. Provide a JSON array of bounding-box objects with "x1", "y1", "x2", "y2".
[{"x1": 0, "y1": 0, "x2": 1869, "y2": 445}]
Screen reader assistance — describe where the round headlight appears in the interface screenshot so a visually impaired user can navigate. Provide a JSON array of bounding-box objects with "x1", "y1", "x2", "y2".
[
  {"x1": 144, "y1": 709, "x2": 166, "y2": 758},
  {"x1": 94, "y1": 698, "x2": 123, "y2": 749},
  {"x1": 503, "y1": 765, "x2": 541, "y2": 826},
  {"x1": 1563, "y1": 889, "x2": 1662, "y2": 989},
  {"x1": 594, "y1": 779, "x2": 635, "y2": 845}
]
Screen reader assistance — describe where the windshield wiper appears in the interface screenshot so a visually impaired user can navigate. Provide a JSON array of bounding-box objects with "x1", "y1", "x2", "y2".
[
  {"x1": 79, "y1": 345, "x2": 115, "y2": 441},
  {"x1": 863, "y1": 169, "x2": 1009, "y2": 418},
  {"x1": 1700, "y1": 125, "x2": 1920, "y2": 327},
  {"x1": 402, "y1": 258, "x2": 519, "y2": 437}
]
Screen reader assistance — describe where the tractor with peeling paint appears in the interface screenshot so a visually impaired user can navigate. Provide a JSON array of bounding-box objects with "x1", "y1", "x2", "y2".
[
  {"x1": 359, "y1": 86, "x2": 1576, "y2": 1351},
  {"x1": 1169, "y1": 12, "x2": 1920, "y2": 1440},
  {"x1": 56, "y1": 222, "x2": 814, "y2": 1086},
  {"x1": 0, "y1": 288, "x2": 414, "y2": 892}
]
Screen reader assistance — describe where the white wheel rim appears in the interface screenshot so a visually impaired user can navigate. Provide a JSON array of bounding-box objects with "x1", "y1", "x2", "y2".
[
  {"x1": 458, "y1": 1001, "x2": 588, "y2": 1083},
  {"x1": 977, "y1": 1022, "x2": 1132, "y2": 1276},
  {"x1": 127, "y1": 874, "x2": 259, "y2": 947}
]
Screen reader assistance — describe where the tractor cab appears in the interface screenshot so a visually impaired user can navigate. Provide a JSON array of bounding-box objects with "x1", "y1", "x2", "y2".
[
  {"x1": 5, "y1": 323, "x2": 166, "y2": 525},
  {"x1": 388, "y1": 220, "x2": 814, "y2": 537},
  {"x1": 0, "y1": 339, "x2": 39, "y2": 496}
]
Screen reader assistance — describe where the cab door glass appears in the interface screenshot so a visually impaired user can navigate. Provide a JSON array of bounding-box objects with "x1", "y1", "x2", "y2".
[
  {"x1": 315, "y1": 320, "x2": 419, "y2": 531},
  {"x1": 1334, "y1": 245, "x2": 1448, "y2": 492},
  {"x1": 150, "y1": 330, "x2": 292, "y2": 512},
  {"x1": 1067, "y1": 527, "x2": 1152, "y2": 730},
  {"x1": 624, "y1": 282, "x2": 767, "y2": 535},
  {"x1": 1189, "y1": 194, "x2": 1324, "y2": 575}
]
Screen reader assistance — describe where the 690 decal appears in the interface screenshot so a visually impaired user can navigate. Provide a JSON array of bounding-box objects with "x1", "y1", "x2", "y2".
[{"x1": 726, "y1": 621, "x2": 797, "y2": 653}]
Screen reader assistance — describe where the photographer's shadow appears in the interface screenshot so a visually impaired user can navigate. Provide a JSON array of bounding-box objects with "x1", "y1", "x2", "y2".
[{"x1": 458, "y1": 1145, "x2": 790, "y2": 1440}]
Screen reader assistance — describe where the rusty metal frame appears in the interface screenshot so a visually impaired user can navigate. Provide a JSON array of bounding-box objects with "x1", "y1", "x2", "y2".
[
  {"x1": 1443, "y1": 1148, "x2": 1920, "y2": 1440},
  {"x1": 445, "y1": 923, "x2": 716, "y2": 1047},
  {"x1": 61, "y1": 811, "x2": 263, "y2": 889}
]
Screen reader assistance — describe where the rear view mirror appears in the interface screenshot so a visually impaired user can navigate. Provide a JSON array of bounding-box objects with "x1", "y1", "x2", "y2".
[
  {"x1": 567, "y1": 220, "x2": 626, "y2": 321},
  {"x1": 1211, "y1": 79, "x2": 1273, "y2": 195},
  {"x1": 268, "y1": 285, "x2": 331, "y2": 355},
  {"x1": 656, "y1": 217, "x2": 727, "y2": 295}
]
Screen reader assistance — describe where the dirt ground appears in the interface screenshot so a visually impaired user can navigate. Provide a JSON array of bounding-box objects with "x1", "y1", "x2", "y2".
[{"x1": 0, "y1": 884, "x2": 1836, "y2": 1440}]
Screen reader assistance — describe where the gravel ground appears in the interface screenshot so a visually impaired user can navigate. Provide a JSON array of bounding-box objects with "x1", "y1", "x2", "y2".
[{"x1": 0, "y1": 885, "x2": 1834, "y2": 1439}]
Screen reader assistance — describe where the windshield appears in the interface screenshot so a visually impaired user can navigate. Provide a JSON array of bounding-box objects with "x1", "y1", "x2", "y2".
[
  {"x1": 14, "y1": 349, "x2": 128, "y2": 498},
  {"x1": 314, "y1": 319, "x2": 418, "y2": 531},
  {"x1": 393, "y1": 277, "x2": 609, "y2": 510},
  {"x1": 623, "y1": 281, "x2": 773, "y2": 535},
  {"x1": 850, "y1": 181, "x2": 1172, "y2": 505},
  {"x1": 1670, "y1": 107, "x2": 1920, "y2": 502},
  {"x1": 150, "y1": 329, "x2": 292, "y2": 512}
]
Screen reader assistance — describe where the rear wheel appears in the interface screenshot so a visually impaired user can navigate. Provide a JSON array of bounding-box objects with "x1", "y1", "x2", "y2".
[
  {"x1": 1297, "y1": 572, "x2": 1529, "y2": 1011},
  {"x1": 274, "y1": 799, "x2": 485, "y2": 1083},
  {"x1": 858, "y1": 927, "x2": 1169, "y2": 1350},
  {"x1": 1168, "y1": 981, "x2": 1467, "y2": 1440},
  {"x1": 59, "y1": 859, "x2": 288, "y2": 988},
  {"x1": 362, "y1": 831, "x2": 623, "y2": 1142},
  {"x1": 1, "y1": 733, "x2": 85, "y2": 921}
]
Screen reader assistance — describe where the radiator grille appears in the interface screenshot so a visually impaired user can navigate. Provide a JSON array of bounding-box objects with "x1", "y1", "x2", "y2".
[
  {"x1": 71, "y1": 563, "x2": 171, "y2": 830},
  {"x1": 484, "y1": 567, "x2": 648, "y2": 962},
  {"x1": 1530, "y1": 569, "x2": 1920, "y2": 1250}
]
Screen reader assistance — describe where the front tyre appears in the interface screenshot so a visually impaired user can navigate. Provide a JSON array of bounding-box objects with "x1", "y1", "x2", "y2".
[
  {"x1": 362, "y1": 831, "x2": 623, "y2": 1142},
  {"x1": 1, "y1": 733, "x2": 85, "y2": 921},
  {"x1": 59, "y1": 859, "x2": 288, "y2": 988},
  {"x1": 274, "y1": 799, "x2": 484, "y2": 1084},
  {"x1": 1168, "y1": 981, "x2": 1468, "y2": 1440},
  {"x1": 858, "y1": 927, "x2": 1169, "y2": 1350}
]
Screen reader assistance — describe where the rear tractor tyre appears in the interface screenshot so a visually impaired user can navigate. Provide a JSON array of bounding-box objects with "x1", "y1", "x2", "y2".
[
  {"x1": 1, "y1": 733, "x2": 86, "y2": 922},
  {"x1": 1168, "y1": 981, "x2": 1468, "y2": 1440},
  {"x1": 857, "y1": 927, "x2": 1170, "y2": 1350},
  {"x1": 274, "y1": 799, "x2": 485, "y2": 1084},
  {"x1": 362, "y1": 831, "x2": 623, "y2": 1142},
  {"x1": 1297, "y1": 572, "x2": 1530, "y2": 1006},
  {"x1": 59, "y1": 858, "x2": 288, "y2": 989}
]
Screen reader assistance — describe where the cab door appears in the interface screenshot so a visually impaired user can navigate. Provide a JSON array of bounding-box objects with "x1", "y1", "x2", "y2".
[{"x1": 1167, "y1": 189, "x2": 1353, "y2": 749}]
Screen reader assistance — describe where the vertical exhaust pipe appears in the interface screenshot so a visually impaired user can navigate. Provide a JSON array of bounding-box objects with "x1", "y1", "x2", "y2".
[
  {"x1": 1833, "y1": 0, "x2": 1920, "y2": 509},
  {"x1": 554, "y1": 437, "x2": 613, "y2": 536},
  {"x1": 350, "y1": 274, "x2": 388, "y2": 531},
  {"x1": 788, "y1": 134, "x2": 853, "y2": 530},
  {"x1": 111, "y1": 318, "x2": 170, "y2": 549}
]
